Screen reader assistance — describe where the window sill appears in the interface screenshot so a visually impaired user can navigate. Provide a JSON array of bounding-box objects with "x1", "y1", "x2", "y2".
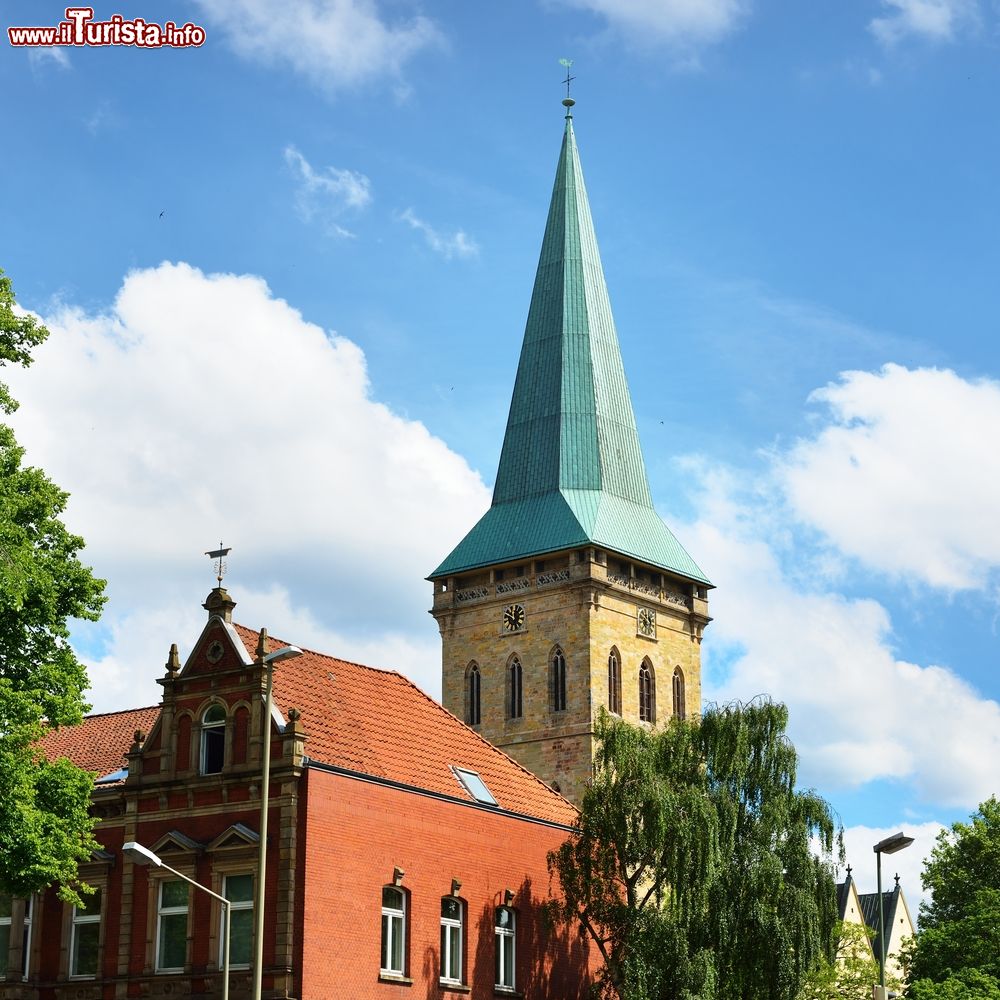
[
  {"x1": 379, "y1": 973, "x2": 413, "y2": 986},
  {"x1": 439, "y1": 982, "x2": 470, "y2": 993},
  {"x1": 494, "y1": 989, "x2": 522, "y2": 998}
]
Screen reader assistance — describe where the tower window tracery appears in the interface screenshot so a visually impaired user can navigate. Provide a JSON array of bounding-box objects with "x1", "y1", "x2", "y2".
[
  {"x1": 551, "y1": 648, "x2": 567, "y2": 712},
  {"x1": 639, "y1": 660, "x2": 655, "y2": 724}
]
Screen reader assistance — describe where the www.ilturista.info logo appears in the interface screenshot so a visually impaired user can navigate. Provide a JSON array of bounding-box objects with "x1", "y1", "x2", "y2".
[{"x1": 8, "y1": 7, "x2": 206, "y2": 49}]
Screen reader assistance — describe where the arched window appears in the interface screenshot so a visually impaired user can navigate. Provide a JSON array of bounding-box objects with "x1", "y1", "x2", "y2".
[
  {"x1": 672, "y1": 667, "x2": 685, "y2": 720},
  {"x1": 440, "y1": 897, "x2": 464, "y2": 985},
  {"x1": 200, "y1": 704, "x2": 226, "y2": 774},
  {"x1": 608, "y1": 648, "x2": 621, "y2": 715},
  {"x1": 638, "y1": 660, "x2": 655, "y2": 724},
  {"x1": 495, "y1": 905, "x2": 516, "y2": 989},
  {"x1": 381, "y1": 887, "x2": 406, "y2": 976},
  {"x1": 551, "y1": 647, "x2": 567, "y2": 712},
  {"x1": 508, "y1": 657, "x2": 523, "y2": 720},
  {"x1": 466, "y1": 664, "x2": 481, "y2": 727}
]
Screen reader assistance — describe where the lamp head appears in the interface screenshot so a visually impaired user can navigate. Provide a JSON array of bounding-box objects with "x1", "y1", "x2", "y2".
[
  {"x1": 263, "y1": 645, "x2": 303, "y2": 666},
  {"x1": 873, "y1": 832, "x2": 915, "y2": 855},
  {"x1": 122, "y1": 841, "x2": 162, "y2": 867}
]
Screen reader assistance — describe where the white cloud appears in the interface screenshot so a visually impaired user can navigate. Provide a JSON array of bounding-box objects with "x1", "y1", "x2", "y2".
[
  {"x1": 193, "y1": 0, "x2": 442, "y2": 95},
  {"x1": 553, "y1": 0, "x2": 748, "y2": 50},
  {"x1": 399, "y1": 208, "x2": 479, "y2": 260},
  {"x1": 28, "y1": 46, "x2": 71, "y2": 70},
  {"x1": 7, "y1": 262, "x2": 490, "y2": 713},
  {"x1": 779, "y1": 364, "x2": 1000, "y2": 590},
  {"x1": 869, "y1": 0, "x2": 979, "y2": 45},
  {"x1": 842, "y1": 821, "x2": 946, "y2": 916},
  {"x1": 682, "y1": 462, "x2": 1000, "y2": 809},
  {"x1": 284, "y1": 145, "x2": 371, "y2": 237}
]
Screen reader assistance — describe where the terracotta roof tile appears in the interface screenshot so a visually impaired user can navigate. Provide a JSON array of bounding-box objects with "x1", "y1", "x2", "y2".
[
  {"x1": 38, "y1": 705, "x2": 160, "y2": 778},
  {"x1": 232, "y1": 624, "x2": 577, "y2": 827}
]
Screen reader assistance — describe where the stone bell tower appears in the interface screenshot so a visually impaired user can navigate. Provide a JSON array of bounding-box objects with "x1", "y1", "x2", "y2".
[{"x1": 429, "y1": 99, "x2": 711, "y2": 807}]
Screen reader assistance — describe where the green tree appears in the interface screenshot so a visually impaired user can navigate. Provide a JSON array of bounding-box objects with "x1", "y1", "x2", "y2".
[
  {"x1": 797, "y1": 920, "x2": 888, "y2": 1000},
  {"x1": 0, "y1": 267, "x2": 106, "y2": 901},
  {"x1": 548, "y1": 701, "x2": 841, "y2": 1000},
  {"x1": 904, "y1": 798, "x2": 1000, "y2": 996},
  {"x1": 908, "y1": 969, "x2": 1000, "y2": 1000}
]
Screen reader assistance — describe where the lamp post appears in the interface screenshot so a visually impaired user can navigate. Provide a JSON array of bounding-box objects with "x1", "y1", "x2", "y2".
[
  {"x1": 122, "y1": 840, "x2": 231, "y2": 1000},
  {"x1": 873, "y1": 832, "x2": 914, "y2": 991},
  {"x1": 252, "y1": 634, "x2": 303, "y2": 1000}
]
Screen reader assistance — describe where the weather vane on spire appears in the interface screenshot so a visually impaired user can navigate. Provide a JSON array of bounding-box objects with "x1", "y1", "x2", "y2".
[
  {"x1": 205, "y1": 541, "x2": 231, "y2": 585},
  {"x1": 559, "y1": 58, "x2": 576, "y2": 110}
]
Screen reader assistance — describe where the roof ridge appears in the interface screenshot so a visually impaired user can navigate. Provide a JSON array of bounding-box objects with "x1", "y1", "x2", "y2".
[
  {"x1": 78, "y1": 704, "x2": 160, "y2": 722},
  {"x1": 233, "y1": 622, "x2": 411, "y2": 679}
]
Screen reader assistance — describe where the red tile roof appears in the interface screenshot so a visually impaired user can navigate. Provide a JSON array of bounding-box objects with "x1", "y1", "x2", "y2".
[
  {"x1": 38, "y1": 705, "x2": 161, "y2": 778},
  {"x1": 39, "y1": 624, "x2": 577, "y2": 828},
  {"x1": 231, "y1": 624, "x2": 577, "y2": 826}
]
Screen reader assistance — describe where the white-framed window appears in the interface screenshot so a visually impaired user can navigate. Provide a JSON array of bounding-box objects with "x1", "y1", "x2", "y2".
[
  {"x1": 221, "y1": 874, "x2": 254, "y2": 969},
  {"x1": 495, "y1": 906, "x2": 515, "y2": 990},
  {"x1": 440, "y1": 897, "x2": 463, "y2": 984},
  {"x1": 0, "y1": 894, "x2": 10, "y2": 978},
  {"x1": 156, "y1": 880, "x2": 189, "y2": 972},
  {"x1": 70, "y1": 888, "x2": 102, "y2": 978},
  {"x1": 380, "y1": 886, "x2": 405, "y2": 976},
  {"x1": 200, "y1": 704, "x2": 227, "y2": 774}
]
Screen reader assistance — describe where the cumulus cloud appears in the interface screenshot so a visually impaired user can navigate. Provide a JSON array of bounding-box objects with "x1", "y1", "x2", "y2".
[
  {"x1": 869, "y1": 0, "x2": 979, "y2": 45},
  {"x1": 682, "y1": 462, "x2": 1000, "y2": 809},
  {"x1": 193, "y1": 0, "x2": 442, "y2": 95},
  {"x1": 7, "y1": 262, "x2": 490, "y2": 712},
  {"x1": 553, "y1": 0, "x2": 749, "y2": 51},
  {"x1": 399, "y1": 208, "x2": 479, "y2": 260},
  {"x1": 284, "y1": 145, "x2": 372, "y2": 237},
  {"x1": 779, "y1": 364, "x2": 1000, "y2": 590}
]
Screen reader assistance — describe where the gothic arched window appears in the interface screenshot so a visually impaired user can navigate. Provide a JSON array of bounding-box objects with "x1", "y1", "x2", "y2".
[
  {"x1": 672, "y1": 667, "x2": 685, "y2": 720},
  {"x1": 608, "y1": 648, "x2": 621, "y2": 715},
  {"x1": 551, "y1": 648, "x2": 567, "y2": 712},
  {"x1": 466, "y1": 663, "x2": 481, "y2": 726},
  {"x1": 638, "y1": 660, "x2": 655, "y2": 724},
  {"x1": 508, "y1": 657, "x2": 523, "y2": 720}
]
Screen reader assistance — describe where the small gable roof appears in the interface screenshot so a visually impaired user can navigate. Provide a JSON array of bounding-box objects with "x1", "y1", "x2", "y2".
[
  {"x1": 230, "y1": 624, "x2": 577, "y2": 827},
  {"x1": 38, "y1": 705, "x2": 160, "y2": 778}
]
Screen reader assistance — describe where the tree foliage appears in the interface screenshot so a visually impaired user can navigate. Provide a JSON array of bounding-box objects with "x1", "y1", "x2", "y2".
[
  {"x1": 548, "y1": 701, "x2": 841, "y2": 1000},
  {"x1": 0, "y1": 267, "x2": 106, "y2": 901},
  {"x1": 904, "y1": 798, "x2": 1000, "y2": 997},
  {"x1": 797, "y1": 920, "x2": 886, "y2": 1000}
]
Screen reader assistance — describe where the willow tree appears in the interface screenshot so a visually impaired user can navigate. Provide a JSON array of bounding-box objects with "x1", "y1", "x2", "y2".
[
  {"x1": 0, "y1": 267, "x2": 106, "y2": 900},
  {"x1": 548, "y1": 701, "x2": 841, "y2": 1000}
]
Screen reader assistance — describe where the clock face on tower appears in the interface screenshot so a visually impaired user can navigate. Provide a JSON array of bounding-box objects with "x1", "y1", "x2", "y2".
[
  {"x1": 637, "y1": 607, "x2": 656, "y2": 638},
  {"x1": 503, "y1": 604, "x2": 525, "y2": 632}
]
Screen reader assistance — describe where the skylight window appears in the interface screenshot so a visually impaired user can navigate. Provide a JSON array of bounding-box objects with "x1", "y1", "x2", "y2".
[
  {"x1": 95, "y1": 767, "x2": 128, "y2": 784},
  {"x1": 453, "y1": 767, "x2": 498, "y2": 806}
]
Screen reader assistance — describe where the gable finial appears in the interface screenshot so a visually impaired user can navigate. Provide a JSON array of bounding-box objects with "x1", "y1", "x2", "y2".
[
  {"x1": 559, "y1": 58, "x2": 575, "y2": 115},
  {"x1": 205, "y1": 541, "x2": 231, "y2": 585}
]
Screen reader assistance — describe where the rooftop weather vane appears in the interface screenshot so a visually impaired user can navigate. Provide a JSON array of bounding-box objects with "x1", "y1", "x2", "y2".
[
  {"x1": 205, "y1": 542, "x2": 231, "y2": 585},
  {"x1": 559, "y1": 58, "x2": 575, "y2": 109}
]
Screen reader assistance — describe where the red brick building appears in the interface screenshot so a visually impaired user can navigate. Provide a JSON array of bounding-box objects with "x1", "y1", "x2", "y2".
[{"x1": 3, "y1": 587, "x2": 592, "y2": 999}]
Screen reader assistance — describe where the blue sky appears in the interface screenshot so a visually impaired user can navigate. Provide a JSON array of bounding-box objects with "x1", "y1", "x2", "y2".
[{"x1": 5, "y1": 0, "x2": 1000, "y2": 902}]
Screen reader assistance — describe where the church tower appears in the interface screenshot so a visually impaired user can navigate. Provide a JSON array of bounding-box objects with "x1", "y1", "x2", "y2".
[{"x1": 429, "y1": 101, "x2": 711, "y2": 806}]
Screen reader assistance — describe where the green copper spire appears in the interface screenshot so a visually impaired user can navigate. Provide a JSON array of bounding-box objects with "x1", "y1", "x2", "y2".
[{"x1": 432, "y1": 111, "x2": 709, "y2": 585}]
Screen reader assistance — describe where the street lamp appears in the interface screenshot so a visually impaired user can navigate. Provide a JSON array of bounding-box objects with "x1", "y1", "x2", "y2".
[
  {"x1": 122, "y1": 840, "x2": 231, "y2": 1000},
  {"x1": 873, "y1": 832, "x2": 914, "y2": 991},
  {"x1": 252, "y1": 634, "x2": 303, "y2": 1000}
]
